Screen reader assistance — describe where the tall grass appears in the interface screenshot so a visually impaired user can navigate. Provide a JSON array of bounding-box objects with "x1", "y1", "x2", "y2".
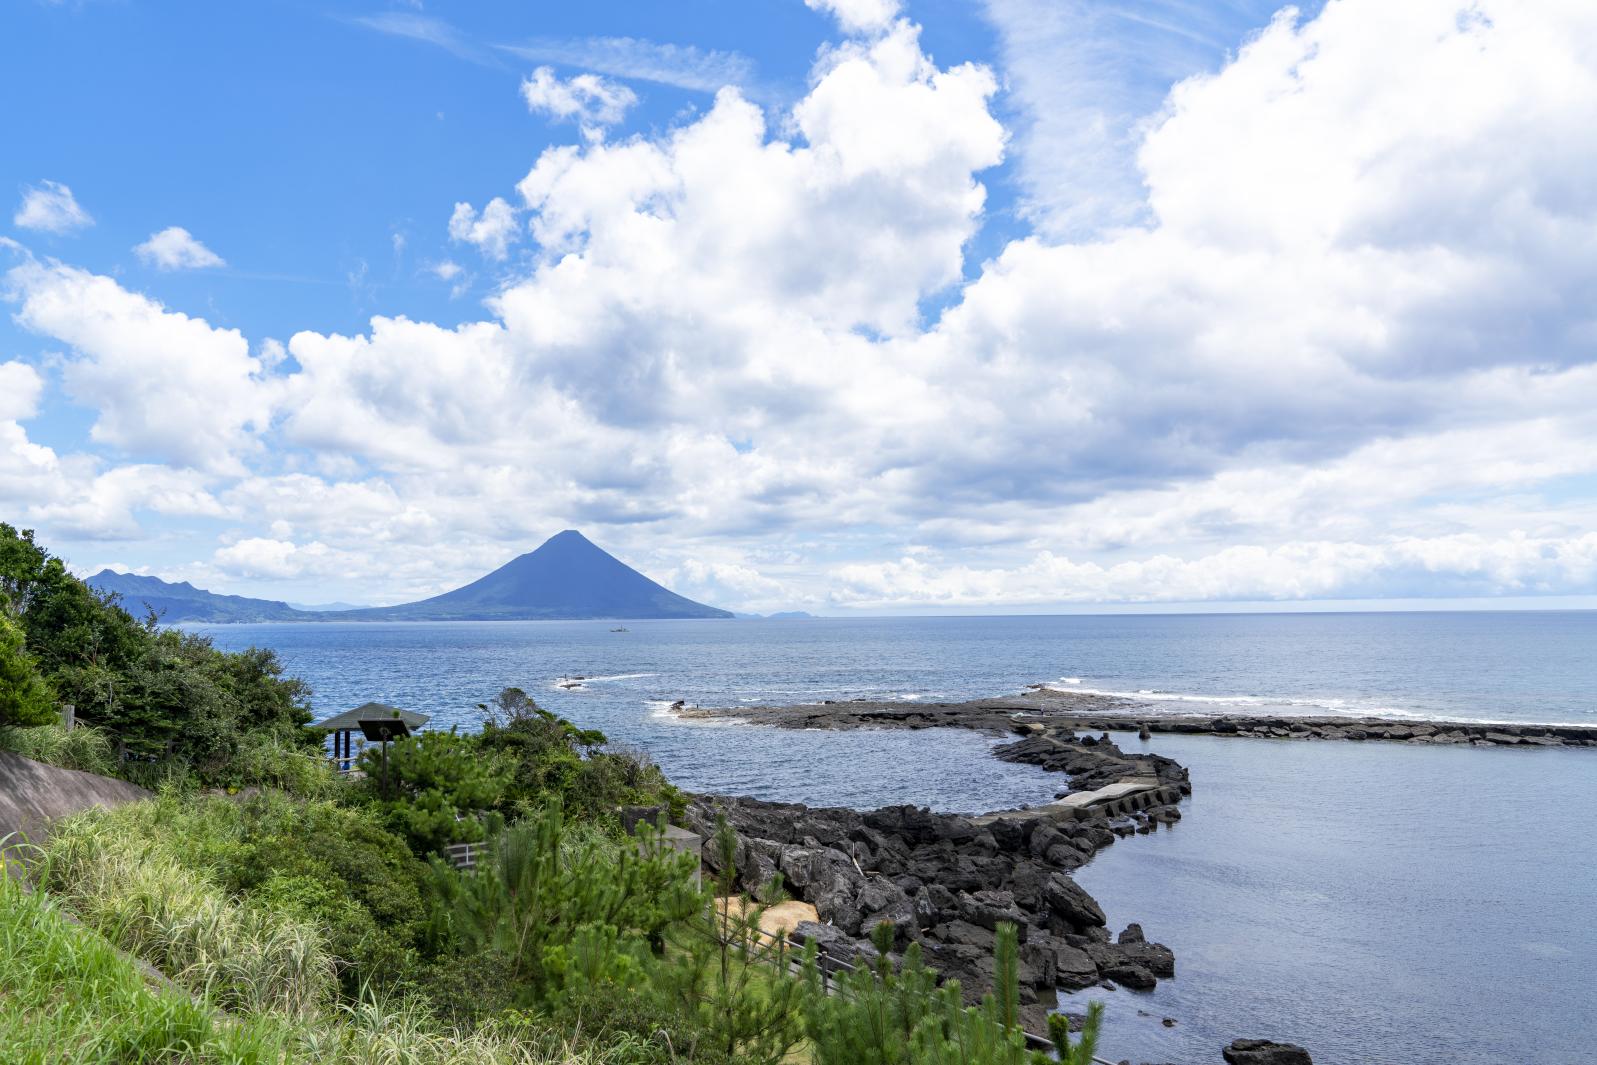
[
  {"x1": 35, "y1": 805, "x2": 338, "y2": 1020},
  {"x1": 1, "y1": 864, "x2": 649, "y2": 1065},
  {"x1": 0, "y1": 722, "x2": 116, "y2": 775},
  {"x1": 0, "y1": 866, "x2": 288, "y2": 1064}
]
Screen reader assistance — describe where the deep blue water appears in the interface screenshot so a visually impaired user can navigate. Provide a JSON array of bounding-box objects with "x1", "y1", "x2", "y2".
[{"x1": 197, "y1": 612, "x2": 1597, "y2": 1064}]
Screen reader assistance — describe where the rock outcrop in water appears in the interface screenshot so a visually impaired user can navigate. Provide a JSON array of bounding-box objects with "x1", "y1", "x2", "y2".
[
  {"x1": 688, "y1": 731, "x2": 1190, "y2": 1033},
  {"x1": 1223, "y1": 1039, "x2": 1314, "y2": 1064}
]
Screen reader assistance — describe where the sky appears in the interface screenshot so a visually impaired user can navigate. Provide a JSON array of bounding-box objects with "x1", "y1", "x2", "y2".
[{"x1": 3, "y1": 0, "x2": 1597, "y2": 615}]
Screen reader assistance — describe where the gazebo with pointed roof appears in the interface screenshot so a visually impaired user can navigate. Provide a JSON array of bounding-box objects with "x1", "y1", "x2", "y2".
[{"x1": 314, "y1": 702, "x2": 430, "y2": 772}]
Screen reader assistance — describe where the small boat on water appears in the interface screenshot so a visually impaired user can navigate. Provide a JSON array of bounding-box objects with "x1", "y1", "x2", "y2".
[{"x1": 610, "y1": 626, "x2": 629, "y2": 632}]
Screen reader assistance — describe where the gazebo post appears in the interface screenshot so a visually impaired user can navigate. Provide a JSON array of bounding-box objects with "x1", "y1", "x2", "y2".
[{"x1": 312, "y1": 702, "x2": 430, "y2": 777}]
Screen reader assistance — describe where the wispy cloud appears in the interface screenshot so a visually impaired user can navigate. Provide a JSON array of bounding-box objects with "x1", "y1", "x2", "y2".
[
  {"x1": 497, "y1": 36, "x2": 755, "y2": 94},
  {"x1": 345, "y1": 12, "x2": 501, "y2": 68},
  {"x1": 982, "y1": 0, "x2": 1300, "y2": 239},
  {"x1": 346, "y1": 12, "x2": 752, "y2": 95}
]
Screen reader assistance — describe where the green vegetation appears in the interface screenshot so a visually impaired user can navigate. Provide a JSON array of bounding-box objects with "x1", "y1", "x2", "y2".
[
  {"x1": 0, "y1": 611, "x2": 54, "y2": 727},
  {"x1": 0, "y1": 720, "x2": 116, "y2": 774},
  {"x1": 0, "y1": 522, "x2": 315, "y2": 784},
  {"x1": 477, "y1": 687, "x2": 685, "y2": 822},
  {"x1": 0, "y1": 524, "x2": 1103, "y2": 1065}
]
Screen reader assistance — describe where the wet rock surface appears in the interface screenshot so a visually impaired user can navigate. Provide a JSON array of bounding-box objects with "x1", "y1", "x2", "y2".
[
  {"x1": 1222, "y1": 1038, "x2": 1314, "y2": 1064},
  {"x1": 688, "y1": 731, "x2": 1190, "y2": 1033},
  {"x1": 677, "y1": 685, "x2": 1597, "y2": 749}
]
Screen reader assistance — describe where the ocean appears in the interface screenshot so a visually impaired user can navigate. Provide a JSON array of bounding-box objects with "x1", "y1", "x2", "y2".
[{"x1": 199, "y1": 611, "x2": 1597, "y2": 1064}]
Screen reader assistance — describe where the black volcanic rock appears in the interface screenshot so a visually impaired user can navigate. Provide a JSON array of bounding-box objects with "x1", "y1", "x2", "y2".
[
  {"x1": 336, "y1": 530, "x2": 732, "y2": 621},
  {"x1": 87, "y1": 571, "x2": 303, "y2": 623}
]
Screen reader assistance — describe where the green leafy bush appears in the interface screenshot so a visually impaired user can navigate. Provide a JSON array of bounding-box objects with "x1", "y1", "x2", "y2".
[
  {"x1": 0, "y1": 611, "x2": 55, "y2": 727},
  {"x1": 36, "y1": 789, "x2": 432, "y2": 999},
  {"x1": 362, "y1": 727, "x2": 514, "y2": 855},
  {"x1": 37, "y1": 803, "x2": 338, "y2": 1019},
  {"x1": 478, "y1": 688, "x2": 683, "y2": 821}
]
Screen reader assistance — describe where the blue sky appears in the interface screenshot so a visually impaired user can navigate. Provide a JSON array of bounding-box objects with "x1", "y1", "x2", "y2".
[{"x1": 4, "y1": 0, "x2": 1596, "y2": 613}]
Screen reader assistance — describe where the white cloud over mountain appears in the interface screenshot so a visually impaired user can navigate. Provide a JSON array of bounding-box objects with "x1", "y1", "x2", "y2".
[{"x1": 5, "y1": 0, "x2": 1597, "y2": 611}]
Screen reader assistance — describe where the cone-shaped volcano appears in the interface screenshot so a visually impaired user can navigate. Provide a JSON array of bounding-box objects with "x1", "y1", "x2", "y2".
[{"x1": 338, "y1": 530, "x2": 732, "y2": 621}]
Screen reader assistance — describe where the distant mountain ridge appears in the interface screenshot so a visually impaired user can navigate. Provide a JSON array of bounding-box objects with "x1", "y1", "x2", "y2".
[
  {"x1": 88, "y1": 531, "x2": 732, "y2": 624},
  {"x1": 87, "y1": 570, "x2": 302, "y2": 623}
]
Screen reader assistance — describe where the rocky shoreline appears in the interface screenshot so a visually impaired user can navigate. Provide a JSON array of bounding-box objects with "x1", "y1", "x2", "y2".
[
  {"x1": 685, "y1": 728, "x2": 1192, "y2": 1036},
  {"x1": 674, "y1": 686, "x2": 1597, "y2": 749},
  {"x1": 670, "y1": 683, "x2": 1596, "y2": 1061}
]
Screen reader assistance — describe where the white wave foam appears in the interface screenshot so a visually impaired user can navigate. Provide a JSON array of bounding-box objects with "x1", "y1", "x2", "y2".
[
  {"x1": 647, "y1": 699, "x2": 748, "y2": 728},
  {"x1": 1038, "y1": 683, "x2": 1513, "y2": 725}
]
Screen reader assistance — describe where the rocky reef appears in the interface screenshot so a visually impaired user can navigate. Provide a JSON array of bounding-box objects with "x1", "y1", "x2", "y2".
[
  {"x1": 686, "y1": 730, "x2": 1190, "y2": 1033},
  {"x1": 677, "y1": 686, "x2": 1597, "y2": 749}
]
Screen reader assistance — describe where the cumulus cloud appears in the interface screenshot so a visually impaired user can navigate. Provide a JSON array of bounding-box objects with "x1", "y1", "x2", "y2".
[
  {"x1": 13, "y1": 180, "x2": 93, "y2": 233},
  {"x1": 213, "y1": 536, "x2": 337, "y2": 580},
  {"x1": 0, "y1": 361, "x2": 44, "y2": 422},
  {"x1": 448, "y1": 197, "x2": 519, "y2": 260},
  {"x1": 521, "y1": 66, "x2": 638, "y2": 141},
  {"x1": 14, "y1": 0, "x2": 1597, "y2": 610},
  {"x1": 4, "y1": 261, "x2": 273, "y2": 471},
  {"x1": 133, "y1": 226, "x2": 226, "y2": 270},
  {"x1": 806, "y1": 0, "x2": 901, "y2": 36}
]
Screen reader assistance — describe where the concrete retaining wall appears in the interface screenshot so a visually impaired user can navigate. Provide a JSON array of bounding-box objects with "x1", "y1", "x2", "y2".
[{"x1": 0, "y1": 749, "x2": 150, "y2": 851}]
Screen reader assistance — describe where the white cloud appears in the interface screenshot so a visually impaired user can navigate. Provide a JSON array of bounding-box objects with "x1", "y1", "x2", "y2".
[
  {"x1": 133, "y1": 226, "x2": 226, "y2": 270},
  {"x1": 4, "y1": 261, "x2": 274, "y2": 472},
  {"x1": 0, "y1": 361, "x2": 44, "y2": 422},
  {"x1": 13, "y1": 180, "x2": 93, "y2": 234},
  {"x1": 448, "y1": 197, "x2": 519, "y2": 260},
  {"x1": 15, "y1": 1, "x2": 1597, "y2": 612},
  {"x1": 806, "y1": 0, "x2": 902, "y2": 36},
  {"x1": 430, "y1": 260, "x2": 462, "y2": 281},
  {"x1": 521, "y1": 66, "x2": 638, "y2": 141},
  {"x1": 213, "y1": 537, "x2": 337, "y2": 580},
  {"x1": 829, "y1": 532, "x2": 1597, "y2": 607}
]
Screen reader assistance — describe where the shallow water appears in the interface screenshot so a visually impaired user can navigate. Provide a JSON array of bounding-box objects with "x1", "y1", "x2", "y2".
[{"x1": 1070, "y1": 733, "x2": 1597, "y2": 1065}]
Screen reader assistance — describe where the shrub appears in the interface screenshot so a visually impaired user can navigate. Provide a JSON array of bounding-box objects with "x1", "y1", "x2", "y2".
[
  {"x1": 478, "y1": 688, "x2": 683, "y2": 821},
  {"x1": 0, "y1": 611, "x2": 55, "y2": 727},
  {"x1": 0, "y1": 860, "x2": 661, "y2": 1065},
  {"x1": 363, "y1": 727, "x2": 514, "y2": 855},
  {"x1": 424, "y1": 803, "x2": 700, "y2": 999},
  {"x1": 804, "y1": 921, "x2": 1104, "y2": 1065}
]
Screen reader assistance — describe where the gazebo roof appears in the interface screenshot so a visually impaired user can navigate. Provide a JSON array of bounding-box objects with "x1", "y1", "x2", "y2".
[{"x1": 313, "y1": 702, "x2": 431, "y2": 732}]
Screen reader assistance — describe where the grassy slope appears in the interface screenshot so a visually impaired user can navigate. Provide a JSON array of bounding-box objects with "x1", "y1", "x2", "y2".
[{"x1": 0, "y1": 872, "x2": 287, "y2": 1065}]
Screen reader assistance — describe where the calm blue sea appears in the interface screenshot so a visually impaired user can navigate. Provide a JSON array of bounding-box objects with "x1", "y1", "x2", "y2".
[{"x1": 199, "y1": 612, "x2": 1597, "y2": 1064}]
